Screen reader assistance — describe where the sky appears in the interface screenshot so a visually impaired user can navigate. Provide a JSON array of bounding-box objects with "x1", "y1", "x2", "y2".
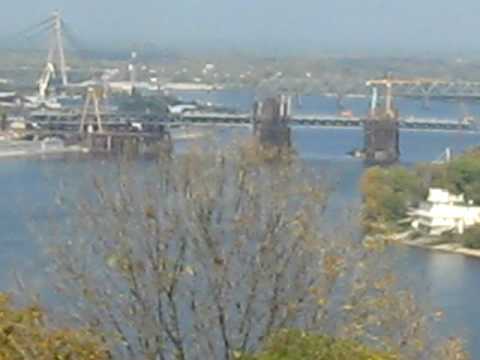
[{"x1": 3, "y1": 0, "x2": 480, "y2": 56}]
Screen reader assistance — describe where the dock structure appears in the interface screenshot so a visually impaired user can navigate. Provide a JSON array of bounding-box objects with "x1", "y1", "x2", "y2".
[
  {"x1": 252, "y1": 95, "x2": 292, "y2": 149},
  {"x1": 84, "y1": 130, "x2": 171, "y2": 154},
  {"x1": 24, "y1": 125, "x2": 171, "y2": 154},
  {"x1": 23, "y1": 86, "x2": 172, "y2": 156}
]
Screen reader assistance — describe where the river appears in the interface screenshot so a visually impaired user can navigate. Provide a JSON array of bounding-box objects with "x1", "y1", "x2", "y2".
[{"x1": 2, "y1": 91, "x2": 480, "y2": 355}]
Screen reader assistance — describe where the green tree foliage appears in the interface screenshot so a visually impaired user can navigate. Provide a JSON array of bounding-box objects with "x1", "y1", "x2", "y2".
[
  {"x1": 239, "y1": 330, "x2": 396, "y2": 360},
  {"x1": 0, "y1": 293, "x2": 109, "y2": 360},
  {"x1": 461, "y1": 225, "x2": 480, "y2": 249},
  {"x1": 361, "y1": 166, "x2": 425, "y2": 234},
  {"x1": 443, "y1": 150, "x2": 480, "y2": 204},
  {"x1": 417, "y1": 150, "x2": 480, "y2": 204}
]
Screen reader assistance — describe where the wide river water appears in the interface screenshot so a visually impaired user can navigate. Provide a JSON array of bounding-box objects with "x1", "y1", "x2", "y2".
[{"x1": 2, "y1": 91, "x2": 480, "y2": 355}]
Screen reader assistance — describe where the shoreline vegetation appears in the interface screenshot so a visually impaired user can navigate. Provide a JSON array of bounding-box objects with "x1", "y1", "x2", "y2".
[{"x1": 361, "y1": 148, "x2": 480, "y2": 259}]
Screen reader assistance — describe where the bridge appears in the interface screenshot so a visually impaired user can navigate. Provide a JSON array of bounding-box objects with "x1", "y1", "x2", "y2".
[
  {"x1": 26, "y1": 110, "x2": 475, "y2": 132},
  {"x1": 174, "y1": 112, "x2": 473, "y2": 131},
  {"x1": 398, "y1": 82, "x2": 480, "y2": 100},
  {"x1": 367, "y1": 78, "x2": 480, "y2": 101}
]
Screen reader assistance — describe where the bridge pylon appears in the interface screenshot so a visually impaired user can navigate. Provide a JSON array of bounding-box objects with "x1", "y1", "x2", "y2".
[{"x1": 47, "y1": 11, "x2": 69, "y2": 87}]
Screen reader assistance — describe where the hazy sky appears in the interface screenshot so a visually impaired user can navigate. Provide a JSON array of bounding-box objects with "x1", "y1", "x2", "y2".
[{"x1": 3, "y1": 0, "x2": 480, "y2": 55}]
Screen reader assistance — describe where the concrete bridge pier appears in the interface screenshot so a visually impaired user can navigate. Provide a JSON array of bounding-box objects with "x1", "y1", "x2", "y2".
[{"x1": 253, "y1": 95, "x2": 292, "y2": 149}]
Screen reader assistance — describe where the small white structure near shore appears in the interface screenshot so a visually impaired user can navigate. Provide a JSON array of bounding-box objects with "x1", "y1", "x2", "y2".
[{"x1": 410, "y1": 188, "x2": 480, "y2": 235}]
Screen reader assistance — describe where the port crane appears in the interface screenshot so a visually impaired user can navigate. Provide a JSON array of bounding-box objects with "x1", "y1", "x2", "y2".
[
  {"x1": 24, "y1": 60, "x2": 61, "y2": 109},
  {"x1": 38, "y1": 62, "x2": 56, "y2": 100}
]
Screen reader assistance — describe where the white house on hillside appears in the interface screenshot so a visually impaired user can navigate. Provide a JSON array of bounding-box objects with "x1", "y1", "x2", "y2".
[{"x1": 410, "y1": 188, "x2": 480, "y2": 235}]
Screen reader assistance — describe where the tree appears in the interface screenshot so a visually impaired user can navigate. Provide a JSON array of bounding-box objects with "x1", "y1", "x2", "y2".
[
  {"x1": 461, "y1": 225, "x2": 480, "y2": 249},
  {"x1": 361, "y1": 166, "x2": 425, "y2": 234},
  {"x1": 239, "y1": 329, "x2": 396, "y2": 360},
  {"x1": 445, "y1": 150, "x2": 480, "y2": 204},
  {"x1": 0, "y1": 293, "x2": 109, "y2": 360},
  {"x1": 417, "y1": 149, "x2": 480, "y2": 205},
  {"x1": 47, "y1": 142, "x2": 467, "y2": 359}
]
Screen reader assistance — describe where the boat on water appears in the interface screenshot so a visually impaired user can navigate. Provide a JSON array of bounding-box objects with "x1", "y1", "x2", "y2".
[{"x1": 347, "y1": 148, "x2": 366, "y2": 159}]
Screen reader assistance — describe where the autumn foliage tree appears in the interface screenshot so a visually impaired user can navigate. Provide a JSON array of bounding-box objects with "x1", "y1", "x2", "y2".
[
  {"x1": 0, "y1": 293, "x2": 109, "y2": 360},
  {"x1": 44, "y1": 142, "x2": 467, "y2": 359}
]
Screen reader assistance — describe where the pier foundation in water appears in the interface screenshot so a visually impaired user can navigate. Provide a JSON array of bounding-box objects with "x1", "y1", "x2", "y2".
[
  {"x1": 363, "y1": 79, "x2": 400, "y2": 165},
  {"x1": 364, "y1": 116, "x2": 400, "y2": 164},
  {"x1": 252, "y1": 95, "x2": 291, "y2": 149}
]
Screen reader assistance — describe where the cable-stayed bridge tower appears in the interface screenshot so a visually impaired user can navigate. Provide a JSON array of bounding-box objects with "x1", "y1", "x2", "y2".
[{"x1": 47, "y1": 11, "x2": 68, "y2": 86}]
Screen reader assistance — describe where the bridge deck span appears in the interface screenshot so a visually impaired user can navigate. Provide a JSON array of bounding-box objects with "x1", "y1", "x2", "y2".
[
  {"x1": 177, "y1": 113, "x2": 473, "y2": 131},
  {"x1": 27, "y1": 112, "x2": 475, "y2": 132}
]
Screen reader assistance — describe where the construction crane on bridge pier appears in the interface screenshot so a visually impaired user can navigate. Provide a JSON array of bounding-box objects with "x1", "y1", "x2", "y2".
[
  {"x1": 366, "y1": 77, "x2": 450, "y2": 118},
  {"x1": 366, "y1": 77, "x2": 480, "y2": 101}
]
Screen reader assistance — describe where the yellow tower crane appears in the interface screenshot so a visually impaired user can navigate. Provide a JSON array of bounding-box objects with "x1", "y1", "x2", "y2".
[{"x1": 366, "y1": 77, "x2": 449, "y2": 119}]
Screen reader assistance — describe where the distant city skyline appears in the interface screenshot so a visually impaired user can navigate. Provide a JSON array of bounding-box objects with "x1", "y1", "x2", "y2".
[{"x1": 2, "y1": 0, "x2": 480, "y2": 56}]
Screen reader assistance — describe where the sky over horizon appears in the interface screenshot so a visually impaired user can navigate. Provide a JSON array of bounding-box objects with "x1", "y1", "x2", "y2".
[{"x1": 2, "y1": 0, "x2": 480, "y2": 56}]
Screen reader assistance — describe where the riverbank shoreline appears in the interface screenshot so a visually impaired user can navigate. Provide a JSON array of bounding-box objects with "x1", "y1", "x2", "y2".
[
  {"x1": 0, "y1": 147, "x2": 88, "y2": 159},
  {"x1": 403, "y1": 239, "x2": 480, "y2": 259},
  {"x1": 0, "y1": 140, "x2": 89, "y2": 160},
  {"x1": 381, "y1": 231, "x2": 480, "y2": 259}
]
